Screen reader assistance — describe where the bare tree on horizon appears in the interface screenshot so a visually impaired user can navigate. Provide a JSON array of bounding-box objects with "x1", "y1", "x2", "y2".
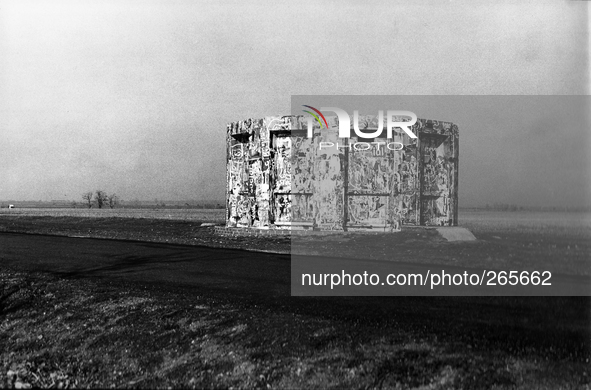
[
  {"x1": 82, "y1": 192, "x2": 93, "y2": 208},
  {"x1": 94, "y1": 190, "x2": 108, "y2": 209},
  {"x1": 107, "y1": 193, "x2": 120, "y2": 209}
]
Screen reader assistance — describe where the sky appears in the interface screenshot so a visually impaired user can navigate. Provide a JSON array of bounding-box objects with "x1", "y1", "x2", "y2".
[{"x1": 0, "y1": 0, "x2": 589, "y2": 207}]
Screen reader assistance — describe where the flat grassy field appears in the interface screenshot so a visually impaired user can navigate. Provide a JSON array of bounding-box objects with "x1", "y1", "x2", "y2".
[
  {"x1": 0, "y1": 208, "x2": 226, "y2": 222},
  {"x1": 461, "y1": 210, "x2": 591, "y2": 238},
  {"x1": 1, "y1": 208, "x2": 589, "y2": 235},
  {"x1": 1, "y1": 268, "x2": 589, "y2": 389},
  {"x1": 0, "y1": 209, "x2": 589, "y2": 388},
  {"x1": 1, "y1": 209, "x2": 588, "y2": 276}
]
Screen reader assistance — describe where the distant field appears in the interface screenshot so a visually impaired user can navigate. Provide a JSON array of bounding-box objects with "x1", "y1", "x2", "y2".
[
  {"x1": 0, "y1": 207, "x2": 226, "y2": 222},
  {"x1": 1, "y1": 208, "x2": 589, "y2": 233},
  {"x1": 460, "y1": 210, "x2": 591, "y2": 239}
]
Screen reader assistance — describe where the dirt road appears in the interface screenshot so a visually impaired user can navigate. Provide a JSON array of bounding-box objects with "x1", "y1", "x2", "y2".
[{"x1": 1, "y1": 232, "x2": 588, "y2": 296}]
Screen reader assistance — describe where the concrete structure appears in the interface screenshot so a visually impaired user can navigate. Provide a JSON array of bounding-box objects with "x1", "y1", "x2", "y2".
[{"x1": 226, "y1": 114, "x2": 458, "y2": 231}]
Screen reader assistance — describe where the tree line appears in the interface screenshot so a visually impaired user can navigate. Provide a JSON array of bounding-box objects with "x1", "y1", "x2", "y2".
[
  {"x1": 82, "y1": 190, "x2": 120, "y2": 209},
  {"x1": 484, "y1": 203, "x2": 522, "y2": 211}
]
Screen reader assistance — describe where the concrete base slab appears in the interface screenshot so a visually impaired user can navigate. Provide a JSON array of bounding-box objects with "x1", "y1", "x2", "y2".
[{"x1": 436, "y1": 227, "x2": 477, "y2": 241}]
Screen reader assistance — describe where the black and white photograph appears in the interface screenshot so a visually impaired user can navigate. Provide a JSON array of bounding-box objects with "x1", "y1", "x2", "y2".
[{"x1": 0, "y1": 1, "x2": 589, "y2": 388}]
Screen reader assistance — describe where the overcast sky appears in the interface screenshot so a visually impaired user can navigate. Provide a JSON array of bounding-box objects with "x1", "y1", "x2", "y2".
[{"x1": 0, "y1": 0, "x2": 588, "y2": 206}]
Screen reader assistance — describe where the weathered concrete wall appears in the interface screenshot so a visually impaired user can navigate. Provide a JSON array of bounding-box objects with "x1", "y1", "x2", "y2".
[{"x1": 226, "y1": 115, "x2": 458, "y2": 230}]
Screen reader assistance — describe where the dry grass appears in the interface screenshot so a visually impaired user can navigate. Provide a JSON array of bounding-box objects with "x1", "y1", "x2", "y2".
[
  {"x1": 2, "y1": 208, "x2": 589, "y2": 234},
  {"x1": 1, "y1": 269, "x2": 589, "y2": 389},
  {"x1": 461, "y1": 210, "x2": 591, "y2": 239},
  {"x1": 0, "y1": 210, "x2": 590, "y2": 388},
  {"x1": 0, "y1": 208, "x2": 225, "y2": 223}
]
